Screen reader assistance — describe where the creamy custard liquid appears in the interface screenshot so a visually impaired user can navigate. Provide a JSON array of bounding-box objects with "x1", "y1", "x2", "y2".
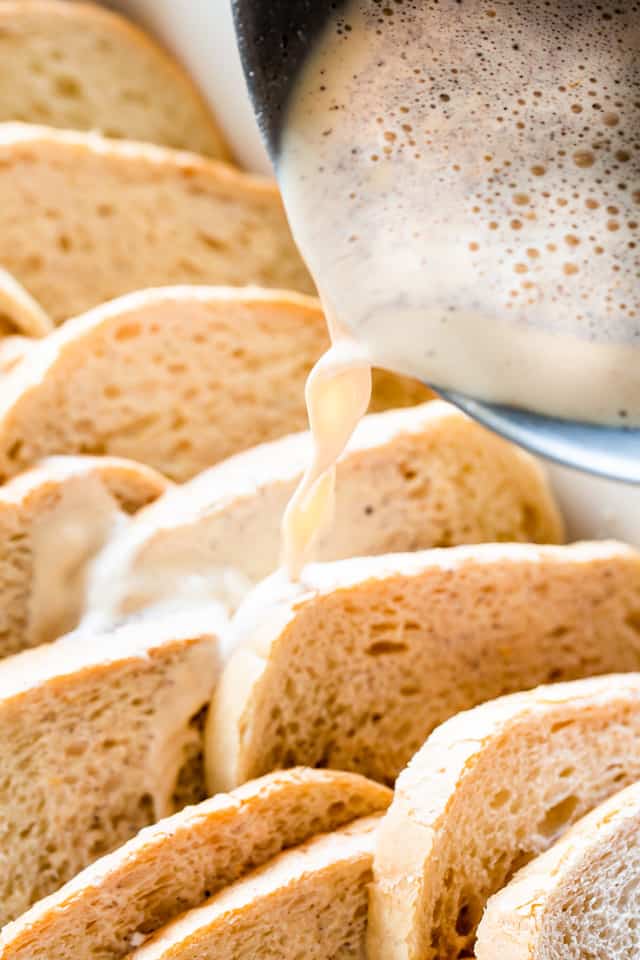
[{"x1": 280, "y1": 0, "x2": 640, "y2": 575}]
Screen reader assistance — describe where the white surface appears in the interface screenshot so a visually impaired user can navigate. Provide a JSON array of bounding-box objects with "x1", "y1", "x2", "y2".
[{"x1": 108, "y1": 0, "x2": 640, "y2": 545}]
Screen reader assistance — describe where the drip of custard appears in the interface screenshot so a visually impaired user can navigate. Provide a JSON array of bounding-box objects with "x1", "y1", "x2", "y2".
[{"x1": 280, "y1": 0, "x2": 640, "y2": 577}]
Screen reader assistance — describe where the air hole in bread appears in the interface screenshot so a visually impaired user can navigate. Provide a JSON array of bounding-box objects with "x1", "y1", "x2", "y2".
[
  {"x1": 57, "y1": 234, "x2": 72, "y2": 252},
  {"x1": 54, "y1": 75, "x2": 82, "y2": 99},
  {"x1": 114, "y1": 322, "x2": 141, "y2": 341},
  {"x1": 455, "y1": 892, "x2": 483, "y2": 937},
  {"x1": 366, "y1": 640, "x2": 409, "y2": 656},
  {"x1": 490, "y1": 788, "x2": 511, "y2": 809},
  {"x1": 538, "y1": 794, "x2": 579, "y2": 839},
  {"x1": 625, "y1": 611, "x2": 640, "y2": 633}
]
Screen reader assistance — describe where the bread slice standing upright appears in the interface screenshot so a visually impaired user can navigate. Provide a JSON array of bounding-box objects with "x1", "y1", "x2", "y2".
[
  {"x1": 0, "y1": 454, "x2": 168, "y2": 659},
  {"x1": 0, "y1": 769, "x2": 390, "y2": 960},
  {"x1": 0, "y1": 125, "x2": 313, "y2": 322},
  {"x1": 0, "y1": 618, "x2": 218, "y2": 926},
  {"x1": 206, "y1": 541, "x2": 640, "y2": 791},
  {"x1": 368, "y1": 673, "x2": 640, "y2": 960},
  {"x1": 130, "y1": 815, "x2": 381, "y2": 960},
  {"x1": 0, "y1": 1, "x2": 230, "y2": 158},
  {"x1": 476, "y1": 779, "x2": 640, "y2": 960},
  {"x1": 81, "y1": 400, "x2": 563, "y2": 633}
]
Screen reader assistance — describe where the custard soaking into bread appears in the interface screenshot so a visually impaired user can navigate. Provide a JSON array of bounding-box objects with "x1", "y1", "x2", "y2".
[
  {"x1": 207, "y1": 542, "x2": 640, "y2": 791},
  {"x1": 0, "y1": 769, "x2": 390, "y2": 960},
  {"x1": 0, "y1": 125, "x2": 313, "y2": 323},
  {"x1": 476, "y1": 779, "x2": 640, "y2": 960},
  {"x1": 81, "y1": 401, "x2": 562, "y2": 633},
  {"x1": 130, "y1": 815, "x2": 381, "y2": 960},
  {"x1": 0, "y1": 1, "x2": 230, "y2": 158},
  {"x1": 0, "y1": 618, "x2": 218, "y2": 926},
  {"x1": 369, "y1": 673, "x2": 640, "y2": 960},
  {"x1": 276, "y1": 0, "x2": 640, "y2": 573}
]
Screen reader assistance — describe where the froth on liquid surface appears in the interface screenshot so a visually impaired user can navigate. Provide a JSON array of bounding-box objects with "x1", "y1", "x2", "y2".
[{"x1": 280, "y1": 0, "x2": 640, "y2": 576}]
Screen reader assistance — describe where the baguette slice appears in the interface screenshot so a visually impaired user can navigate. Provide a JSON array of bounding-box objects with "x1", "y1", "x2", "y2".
[
  {"x1": 130, "y1": 814, "x2": 381, "y2": 960},
  {"x1": 476, "y1": 779, "x2": 640, "y2": 960},
  {"x1": 0, "y1": 616, "x2": 218, "y2": 926},
  {"x1": 0, "y1": 454, "x2": 168, "y2": 659},
  {"x1": 0, "y1": 287, "x2": 435, "y2": 484},
  {"x1": 0, "y1": 125, "x2": 313, "y2": 322},
  {"x1": 206, "y1": 541, "x2": 640, "y2": 792},
  {"x1": 0, "y1": 769, "x2": 390, "y2": 960},
  {"x1": 0, "y1": 267, "x2": 52, "y2": 337},
  {"x1": 82, "y1": 400, "x2": 563, "y2": 633},
  {"x1": 368, "y1": 673, "x2": 640, "y2": 960},
  {"x1": 0, "y1": 1, "x2": 230, "y2": 159}
]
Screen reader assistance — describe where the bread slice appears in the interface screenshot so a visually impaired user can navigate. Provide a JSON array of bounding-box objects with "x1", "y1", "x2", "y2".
[
  {"x1": 368, "y1": 673, "x2": 640, "y2": 960},
  {"x1": 0, "y1": 454, "x2": 168, "y2": 659},
  {"x1": 476, "y1": 779, "x2": 640, "y2": 960},
  {"x1": 206, "y1": 542, "x2": 640, "y2": 793},
  {"x1": 0, "y1": 769, "x2": 390, "y2": 960},
  {"x1": 0, "y1": 287, "x2": 437, "y2": 483},
  {"x1": 0, "y1": 336, "x2": 33, "y2": 374},
  {"x1": 0, "y1": 1, "x2": 230, "y2": 159},
  {"x1": 0, "y1": 124, "x2": 313, "y2": 322},
  {"x1": 0, "y1": 267, "x2": 52, "y2": 337},
  {"x1": 129, "y1": 814, "x2": 381, "y2": 960},
  {"x1": 0, "y1": 617, "x2": 218, "y2": 927},
  {"x1": 81, "y1": 400, "x2": 563, "y2": 634}
]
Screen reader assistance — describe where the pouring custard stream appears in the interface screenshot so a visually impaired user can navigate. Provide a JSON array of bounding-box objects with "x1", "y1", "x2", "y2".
[{"x1": 280, "y1": 0, "x2": 640, "y2": 577}]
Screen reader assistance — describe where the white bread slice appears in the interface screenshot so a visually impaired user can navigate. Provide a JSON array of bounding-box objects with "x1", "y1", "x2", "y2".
[
  {"x1": 0, "y1": 454, "x2": 168, "y2": 659},
  {"x1": 368, "y1": 673, "x2": 640, "y2": 960},
  {"x1": 81, "y1": 401, "x2": 563, "y2": 634},
  {"x1": 476, "y1": 779, "x2": 640, "y2": 960},
  {"x1": 0, "y1": 335, "x2": 33, "y2": 374},
  {"x1": 0, "y1": 769, "x2": 390, "y2": 960},
  {"x1": 0, "y1": 1, "x2": 230, "y2": 159},
  {"x1": 129, "y1": 814, "x2": 381, "y2": 960},
  {"x1": 0, "y1": 267, "x2": 52, "y2": 337},
  {"x1": 0, "y1": 617, "x2": 218, "y2": 927},
  {"x1": 0, "y1": 288, "x2": 436, "y2": 484},
  {"x1": 0, "y1": 125, "x2": 313, "y2": 322},
  {"x1": 206, "y1": 542, "x2": 640, "y2": 793}
]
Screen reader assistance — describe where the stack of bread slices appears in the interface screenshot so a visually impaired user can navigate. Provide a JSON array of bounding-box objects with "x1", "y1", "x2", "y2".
[{"x1": 0, "y1": 3, "x2": 638, "y2": 958}]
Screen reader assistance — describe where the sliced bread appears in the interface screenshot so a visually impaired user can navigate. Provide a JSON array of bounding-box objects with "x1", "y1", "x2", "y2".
[
  {"x1": 81, "y1": 400, "x2": 563, "y2": 634},
  {"x1": 476, "y1": 779, "x2": 640, "y2": 960},
  {"x1": 0, "y1": 336, "x2": 33, "y2": 374},
  {"x1": 0, "y1": 1, "x2": 230, "y2": 158},
  {"x1": 0, "y1": 454, "x2": 168, "y2": 659},
  {"x1": 129, "y1": 815, "x2": 381, "y2": 960},
  {"x1": 0, "y1": 267, "x2": 52, "y2": 337},
  {"x1": 368, "y1": 673, "x2": 640, "y2": 960},
  {"x1": 0, "y1": 124, "x2": 313, "y2": 322},
  {"x1": 0, "y1": 616, "x2": 218, "y2": 926},
  {"x1": 0, "y1": 769, "x2": 390, "y2": 960},
  {"x1": 206, "y1": 541, "x2": 640, "y2": 792},
  {"x1": 0, "y1": 288, "x2": 437, "y2": 484}
]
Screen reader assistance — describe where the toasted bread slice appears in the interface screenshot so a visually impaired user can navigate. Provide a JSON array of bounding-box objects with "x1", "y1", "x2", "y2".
[
  {"x1": 0, "y1": 769, "x2": 390, "y2": 960},
  {"x1": 206, "y1": 542, "x2": 640, "y2": 792},
  {"x1": 476, "y1": 779, "x2": 640, "y2": 960},
  {"x1": 0, "y1": 267, "x2": 52, "y2": 337},
  {"x1": 0, "y1": 617, "x2": 218, "y2": 926},
  {"x1": 0, "y1": 124, "x2": 312, "y2": 322},
  {"x1": 130, "y1": 815, "x2": 381, "y2": 960},
  {"x1": 0, "y1": 454, "x2": 168, "y2": 659},
  {"x1": 0, "y1": 1, "x2": 230, "y2": 158},
  {"x1": 368, "y1": 673, "x2": 640, "y2": 960},
  {"x1": 0, "y1": 288, "x2": 439, "y2": 484},
  {"x1": 81, "y1": 400, "x2": 563, "y2": 634}
]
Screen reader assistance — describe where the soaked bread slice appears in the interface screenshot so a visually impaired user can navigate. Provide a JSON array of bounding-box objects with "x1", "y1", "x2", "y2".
[
  {"x1": 130, "y1": 815, "x2": 381, "y2": 960},
  {"x1": 206, "y1": 542, "x2": 640, "y2": 792},
  {"x1": 0, "y1": 769, "x2": 390, "y2": 960},
  {"x1": 0, "y1": 454, "x2": 168, "y2": 659},
  {"x1": 0, "y1": 125, "x2": 312, "y2": 322},
  {"x1": 0, "y1": 267, "x2": 52, "y2": 338},
  {"x1": 81, "y1": 400, "x2": 563, "y2": 633},
  {"x1": 0, "y1": 288, "x2": 438, "y2": 484},
  {"x1": 368, "y1": 673, "x2": 640, "y2": 960},
  {"x1": 0, "y1": 1, "x2": 229, "y2": 158},
  {"x1": 476, "y1": 779, "x2": 640, "y2": 960},
  {"x1": 0, "y1": 617, "x2": 218, "y2": 927}
]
